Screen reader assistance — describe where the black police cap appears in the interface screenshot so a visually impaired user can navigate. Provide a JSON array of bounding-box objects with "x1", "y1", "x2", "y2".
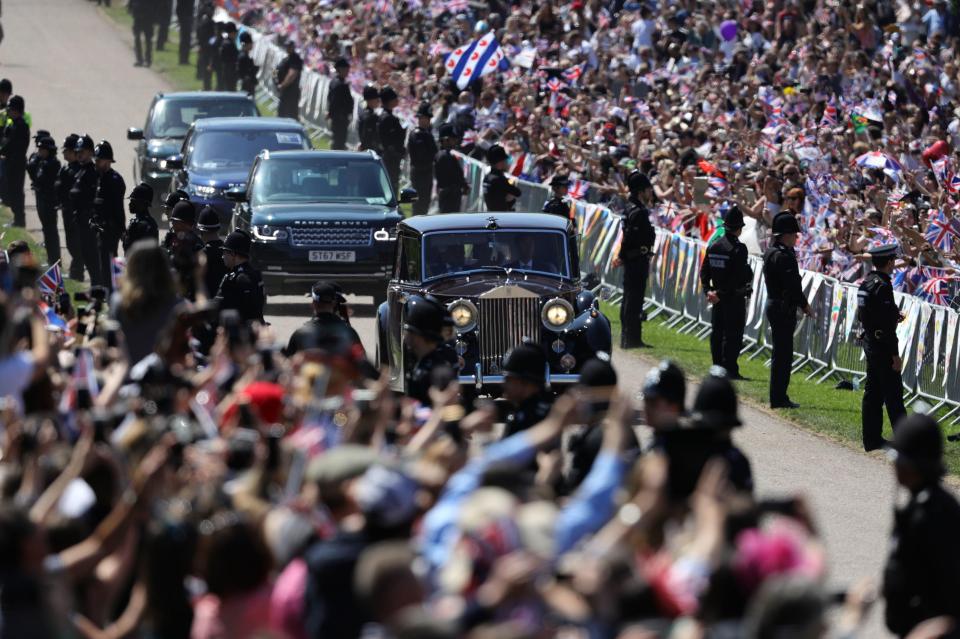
[
  {"x1": 363, "y1": 85, "x2": 380, "y2": 100},
  {"x1": 37, "y1": 136, "x2": 57, "y2": 151},
  {"x1": 311, "y1": 280, "x2": 339, "y2": 304},
  {"x1": 128, "y1": 182, "x2": 154, "y2": 203},
  {"x1": 772, "y1": 211, "x2": 801, "y2": 235},
  {"x1": 197, "y1": 206, "x2": 221, "y2": 231},
  {"x1": 0, "y1": 79, "x2": 11, "y2": 94},
  {"x1": 63, "y1": 133, "x2": 80, "y2": 150},
  {"x1": 487, "y1": 144, "x2": 508, "y2": 165},
  {"x1": 170, "y1": 201, "x2": 196, "y2": 225},
  {"x1": 402, "y1": 295, "x2": 444, "y2": 341},
  {"x1": 423, "y1": 294, "x2": 454, "y2": 327},
  {"x1": 502, "y1": 341, "x2": 547, "y2": 385},
  {"x1": 579, "y1": 352, "x2": 617, "y2": 387},
  {"x1": 239, "y1": 31, "x2": 253, "y2": 44},
  {"x1": 7, "y1": 95, "x2": 24, "y2": 112},
  {"x1": 892, "y1": 413, "x2": 945, "y2": 476},
  {"x1": 33, "y1": 129, "x2": 51, "y2": 142},
  {"x1": 75, "y1": 134, "x2": 95, "y2": 153},
  {"x1": 379, "y1": 86, "x2": 399, "y2": 103},
  {"x1": 691, "y1": 366, "x2": 742, "y2": 429},
  {"x1": 551, "y1": 174, "x2": 570, "y2": 187},
  {"x1": 416, "y1": 102, "x2": 433, "y2": 118},
  {"x1": 627, "y1": 171, "x2": 652, "y2": 194},
  {"x1": 723, "y1": 205, "x2": 745, "y2": 230},
  {"x1": 164, "y1": 189, "x2": 190, "y2": 209},
  {"x1": 222, "y1": 229, "x2": 252, "y2": 256},
  {"x1": 642, "y1": 359, "x2": 686, "y2": 406},
  {"x1": 334, "y1": 57, "x2": 350, "y2": 69},
  {"x1": 438, "y1": 123, "x2": 458, "y2": 139},
  {"x1": 94, "y1": 140, "x2": 115, "y2": 162}
]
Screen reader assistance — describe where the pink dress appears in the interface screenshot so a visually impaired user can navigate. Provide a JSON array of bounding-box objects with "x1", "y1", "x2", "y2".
[{"x1": 191, "y1": 584, "x2": 275, "y2": 639}]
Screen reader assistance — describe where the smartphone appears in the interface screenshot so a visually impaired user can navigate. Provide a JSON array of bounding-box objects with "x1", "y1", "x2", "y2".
[
  {"x1": 740, "y1": 187, "x2": 757, "y2": 207},
  {"x1": 693, "y1": 176, "x2": 711, "y2": 205}
]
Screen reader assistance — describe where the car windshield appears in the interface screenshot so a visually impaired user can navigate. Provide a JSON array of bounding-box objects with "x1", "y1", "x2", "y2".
[
  {"x1": 250, "y1": 156, "x2": 394, "y2": 206},
  {"x1": 147, "y1": 99, "x2": 257, "y2": 138},
  {"x1": 423, "y1": 230, "x2": 569, "y2": 280},
  {"x1": 189, "y1": 130, "x2": 308, "y2": 171}
]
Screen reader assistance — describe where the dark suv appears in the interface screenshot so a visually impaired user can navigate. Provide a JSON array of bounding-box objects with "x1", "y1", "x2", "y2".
[
  {"x1": 167, "y1": 117, "x2": 311, "y2": 222},
  {"x1": 227, "y1": 150, "x2": 416, "y2": 301},
  {"x1": 126, "y1": 92, "x2": 258, "y2": 210}
]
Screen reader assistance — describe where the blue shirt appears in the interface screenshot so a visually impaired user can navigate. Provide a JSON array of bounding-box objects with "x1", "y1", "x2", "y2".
[{"x1": 555, "y1": 451, "x2": 626, "y2": 556}]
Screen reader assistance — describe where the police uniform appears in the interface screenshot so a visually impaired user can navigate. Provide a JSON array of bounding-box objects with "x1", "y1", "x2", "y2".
[
  {"x1": 377, "y1": 87, "x2": 406, "y2": 195},
  {"x1": 176, "y1": 0, "x2": 195, "y2": 65},
  {"x1": 858, "y1": 242, "x2": 906, "y2": 451},
  {"x1": 762, "y1": 212, "x2": 810, "y2": 408},
  {"x1": 130, "y1": 0, "x2": 155, "y2": 67},
  {"x1": 286, "y1": 282, "x2": 363, "y2": 357},
  {"x1": 27, "y1": 135, "x2": 62, "y2": 267},
  {"x1": 123, "y1": 182, "x2": 159, "y2": 251},
  {"x1": 195, "y1": 4, "x2": 216, "y2": 90},
  {"x1": 434, "y1": 124, "x2": 467, "y2": 214},
  {"x1": 542, "y1": 175, "x2": 570, "y2": 219},
  {"x1": 407, "y1": 104, "x2": 437, "y2": 216},
  {"x1": 215, "y1": 230, "x2": 265, "y2": 323},
  {"x1": 883, "y1": 414, "x2": 960, "y2": 637},
  {"x1": 217, "y1": 23, "x2": 239, "y2": 91},
  {"x1": 501, "y1": 342, "x2": 553, "y2": 439},
  {"x1": 197, "y1": 206, "x2": 227, "y2": 298},
  {"x1": 155, "y1": 0, "x2": 173, "y2": 52},
  {"x1": 403, "y1": 295, "x2": 457, "y2": 406},
  {"x1": 237, "y1": 32, "x2": 259, "y2": 96},
  {"x1": 165, "y1": 201, "x2": 206, "y2": 300},
  {"x1": 483, "y1": 145, "x2": 521, "y2": 212},
  {"x1": 357, "y1": 86, "x2": 381, "y2": 152},
  {"x1": 689, "y1": 368, "x2": 754, "y2": 494},
  {"x1": 618, "y1": 172, "x2": 656, "y2": 348},
  {"x1": 275, "y1": 44, "x2": 304, "y2": 121},
  {"x1": 70, "y1": 135, "x2": 102, "y2": 285},
  {"x1": 92, "y1": 142, "x2": 126, "y2": 290},
  {"x1": 56, "y1": 134, "x2": 84, "y2": 280},
  {"x1": 699, "y1": 207, "x2": 752, "y2": 378},
  {"x1": 327, "y1": 59, "x2": 354, "y2": 151},
  {"x1": 1, "y1": 96, "x2": 29, "y2": 227}
]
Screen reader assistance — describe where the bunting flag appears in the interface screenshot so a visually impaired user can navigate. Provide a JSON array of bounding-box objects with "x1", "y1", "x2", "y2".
[
  {"x1": 826, "y1": 285, "x2": 844, "y2": 347},
  {"x1": 844, "y1": 284, "x2": 860, "y2": 338},
  {"x1": 681, "y1": 242, "x2": 697, "y2": 294},
  {"x1": 945, "y1": 312, "x2": 959, "y2": 389},
  {"x1": 915, "y1": 304, "x2": 933, "y2": 378},
  {"x1": 897, "y1": 298, "x2": 919, "y2": 362},
  {"x1": 932, "y1": 308, "x2": 944, "y2": 382},
  {"x1": 445, "y1": 32, "x2": 507, "y2": 90},
  {"x1": 674, "y1": 238, "x2": 688, "y2": 294}
]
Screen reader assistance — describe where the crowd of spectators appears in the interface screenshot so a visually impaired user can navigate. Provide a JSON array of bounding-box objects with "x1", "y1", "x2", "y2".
[{"x1": 228, "y1": 0, "x2": 960, "y2": 307}]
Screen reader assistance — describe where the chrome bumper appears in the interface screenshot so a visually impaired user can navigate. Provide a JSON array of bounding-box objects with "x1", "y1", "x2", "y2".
[{"x1": 458, "y1": 362, "x2": 580, "y2": 389}]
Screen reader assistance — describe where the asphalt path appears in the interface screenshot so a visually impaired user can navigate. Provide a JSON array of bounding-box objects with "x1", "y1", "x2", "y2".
[{"x1": 10, "y1": 1, "x2": 895, "y2": 633}]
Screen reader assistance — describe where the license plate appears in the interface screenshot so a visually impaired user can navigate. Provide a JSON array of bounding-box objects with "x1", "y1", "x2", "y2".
[{"x1": 308, "y1": 250, "x2": 356, "y2": 262}]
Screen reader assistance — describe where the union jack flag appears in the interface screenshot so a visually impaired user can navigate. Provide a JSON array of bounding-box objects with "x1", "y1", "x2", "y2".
[
  {"x1": 568, "y1": 179, "x2": 589, "y2": 200},
  {"x1": 546, "y1": 77, "x2": 566, "y2": 93},
  {"x1": 919, "y1": 276, "x2": 953, "y2": 307},
  {"x1": 820, "y1": 100, "x2": 838, "y2": 127},
  {"x1": 925, "y1": 212, "x2": 960, "y2": 251},
  {"x1": 37, "y1": 262, "x2": 63, "y2": 297},
  {"x1": 563, "y1": 63, "x2": 585, "y2": 85},
  {"x1": 707, "y1": 176, "x2": 728, "y2": 194},
  {"x1": 893, "y1": 267, "x2": 923, "y2": 293}
]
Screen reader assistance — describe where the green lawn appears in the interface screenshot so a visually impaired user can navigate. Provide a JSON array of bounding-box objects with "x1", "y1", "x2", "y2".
[
  {"x1": 603, "y1": 302, "x2": 960, "y2": 476},
  {"x1": 0, "y1": 207, "x2": 82, "y2": 296}
]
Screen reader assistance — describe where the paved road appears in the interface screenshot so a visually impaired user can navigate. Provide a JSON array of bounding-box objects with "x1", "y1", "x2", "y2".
[{"x1": 10, "y1": 0, "x2": 894, "y2": 634}]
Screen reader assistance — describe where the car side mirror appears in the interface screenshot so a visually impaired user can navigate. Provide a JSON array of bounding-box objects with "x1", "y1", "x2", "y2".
[
  {"x1": 225, "y1": 186, "x2": 248, "y2": 202},
  {"x1": 127, "y1": 128, "x2": 144, "y2": 141},
  {"x1": 399, "y1": 188, "x2": 418, "y2": 204},
  {"x1": 161, "y1": 154, "x2": 183, "y2": 170}
]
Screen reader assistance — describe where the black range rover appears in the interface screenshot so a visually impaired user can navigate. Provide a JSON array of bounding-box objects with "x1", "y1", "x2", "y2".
[{"x1": 227, "y1": 150, "x2": 416, "y2": 301}]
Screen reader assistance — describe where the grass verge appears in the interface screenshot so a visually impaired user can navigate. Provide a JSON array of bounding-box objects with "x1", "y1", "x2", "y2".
[
  {"x1": 602, "y1": 302, "x2": 960, "y2": 476},
  {"x1": 0, "y1": 207, "x2": 82, "y2": 296}
]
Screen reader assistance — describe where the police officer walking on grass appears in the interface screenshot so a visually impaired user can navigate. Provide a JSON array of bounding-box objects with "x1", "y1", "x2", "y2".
[
  {"x1": 483, "y1": 144, "x2": 521, "y2": 212},
  {"x1": 700, "y1": 206, "x2": 752, "y2": 380},
  {"x1": 408, "y1": 103, "x2": 437, "y2": 216},
  {"x1": 56, "y1": 133, "x2": 85, "y2": 280},
  {"x1": 612, "y1": 171, "x2": 656, "y2": 349},
  {"x1": 542, "y1": 174, "x2": 570, "y2": 219},
  {"x1": 434, "y1": 124, "x2": 468, "y2": 214},
  {"x1": 123, "y1": 182, "x2": 159, "y2": 252},
  {"x1": 357, "y1": 85, "x2": 381, "y2": 152},
  {"x1": 197, "y1": 206, "x2": 227, "y2": 298},
  {"x1": 216, "y1": 230, "x2": 265, "y2": 324},
  {"x1": 858, "y1": 241, "x2": 906, "y2": 451},
  {"x1": 326, "y1": 58, "x2": 354, "y2": 151},
  {"x1": 378, "y1": 87, "x2": 406, "y2": 195},
  {"x1": 92, "y1": 141, "x2": 126, "y2": 290},
  {"x1": 763, "y1": 211, "x2": 813, "y2": 409}
]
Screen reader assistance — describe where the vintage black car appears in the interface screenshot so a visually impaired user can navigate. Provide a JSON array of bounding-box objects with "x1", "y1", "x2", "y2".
[{"x1": 376, "y1": 213, "x2": 612, "y2": 393}]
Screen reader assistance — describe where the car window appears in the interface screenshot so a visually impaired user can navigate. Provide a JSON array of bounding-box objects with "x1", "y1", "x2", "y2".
[
  {"x1": 399, "y1": 235, "x2": 421, "y2": 283},
  {"x1": 422, "y1": 230, "x2": 569, "y2": 280},
  {"x1": 250, "y1": 157, "x2": 393, "y2": 206},
  {"x1": 188, "y1": 130, "x2": 308, "y2": 170},
  {"x1": 147, "y1": 99, "x2": 258, "y2": 139}
]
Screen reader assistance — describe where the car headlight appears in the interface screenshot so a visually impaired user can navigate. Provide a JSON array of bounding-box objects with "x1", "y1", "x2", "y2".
[
  {"x1": 447, "y1": 299, "x2": 478, "y2": 333},
  {"x1": 252, "y1": 224, "x2": 288, "y2": 242},
  {"x1": 542, "y1": 298, "x2": 574, "y2": 331},
  {"x1": 192, "y1": 184, "x2": 220, "y2": 197}
]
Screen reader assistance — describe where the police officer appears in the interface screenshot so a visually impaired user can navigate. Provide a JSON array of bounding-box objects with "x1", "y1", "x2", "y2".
[
  {"x1": 27, "y1": 135, "x2": 61, "y2": 266},
  {"x1": 688, "y1": 367, "x2": 754, "y2": 494},
  {"x1": 162, "y1": 188, "x2": 190, "y2": 225},
  {"x1": 285, "y1": 280, "x2": 364, "y2": 357},
  {"x1": 215, "y1": 229, "x2": 265, "y2": 323},
  {"x1": 237, "y1": 31, "x2": 259, "y2": 97},
  {"x1": 92, "y1": 140, "x2": 126, "y2": 289},
  {"x1": 327, "y1": 58, "x2": 354, "y2": 151},
  {"x1": 357, "y1": 85, "x2": 380, "y2": 152},
  {"x1": 858, "y1": 242, "x2": 906, "y2": 451},
  {"x1": 763, "y1": 211, "x2": 813, "y2": 409},
  {"x1": 195, "y1": 1, "x2": 216, "y2": 90},
  {"x1": 130, "y1": 0, "x2": 155, "y2": 67},
  {"x1": 378, "y1": 86, "x2": 406, "y2": 195},
  {"x1": 275, "y1": 38, "x2": 303, "y2": 121},
  {"x1": 883, "y1": 413, "x2": 960, "y2": 637},
  {"x1": 434, "y1": 124, "x2": 468, "y2": 214},
  {"x1": 56, "y1": 133, "x2": 85, "y2": 280},
  {"x1": 641, "y1": 359, "x2": 687, "y2": 437},
  {"x1": 176, "y1": 0, "x2": 195, "y2": 65},
  {"x1": 217, "y1": 22, "x2": 239, "y2": 91},
  {"x1": 123, "y1": 182, "x2": 159, "y2": 252},
  {"x1": 155, "y1": 0, "x2": 173, "y2": 52},
  {"x1": 402, "y1": 295, "x2": 457, "y2": 406},
  {"x1": 501, "y1": 341, "x2": 553, "y2": 439},
  {"x1": 197, "y1": 205, "x2": 227, "y2": 298},
  {"x1": 699, "y1": 205, "x2": 752, "y2": 379},
  {"x1": 613, "y1": 171, "x2": 656, "y2": 349},
  {"x1": 1, "y1": 95, "x2": 29, "y2": 227},
  {"x1": 70, "y1": 135, "x2": 101, "y2": 284},
  {"x1": 483, "y1": 144, "x2": 521, "y2": 212},
  {"x1": 542, "y1": 174, "x2": 570, "y2": 218},
  {"x1": 165, "y1": 200, "x2": 205, "y2": 300},
  {"x1": 407, "y1": 103, "x2": 437, "y2": 216}
]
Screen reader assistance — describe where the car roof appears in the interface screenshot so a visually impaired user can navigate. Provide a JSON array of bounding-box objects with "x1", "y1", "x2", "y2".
[
  {"x1": 156, "y1": 91, "x2": 255, "y2": 102},
  {"x1": 191, "y1": 117, "x2": 304, "y2": 132},
  {"x1": 401, "y1": 213, "x2": 573, "y2": 234},
  {"x1": 260, "y1": 150, "x2": 381, "y2": 161}
]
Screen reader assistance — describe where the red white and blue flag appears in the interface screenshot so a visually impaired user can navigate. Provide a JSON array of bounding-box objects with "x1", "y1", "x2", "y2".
[
  {"x1": 563, "y1": 63, "x2": 585, "y2": 85},
  {"x1": 445, "y1": 32, "x2": 507, "y2": 90},
  {"x1": 820, "y1": 100, "x2": 838, "y2": 127},
  {"x1": 546, "y1": 76, "x2": 566, "y2": 93},
  {"x1": 925, "y1": 211, "x2": 960, "y2": 251},
  {"x1": 919, "y1": 276, "x2": 953, "y2": 307},
  {"x1": 568, "y1": 179, "x2": 589, "y2": 200},
  {"x1": 37, "y1": 261, "x2": 63, "y2": 297}
]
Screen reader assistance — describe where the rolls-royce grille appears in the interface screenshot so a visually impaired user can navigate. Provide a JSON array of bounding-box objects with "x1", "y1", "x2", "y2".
[
  {"x1": 289, "y1": 227, "x2": 372, "y2": 248},
  {"x1": 478, "y1": 297, "x2": 540, "y2": 375}
]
